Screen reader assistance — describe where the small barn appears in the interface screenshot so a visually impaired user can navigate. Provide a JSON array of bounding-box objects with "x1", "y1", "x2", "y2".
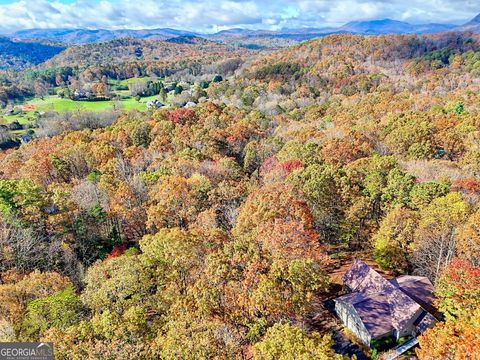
[{"x1": 334, "y1": 260, "x2": 437, "y2": 346}]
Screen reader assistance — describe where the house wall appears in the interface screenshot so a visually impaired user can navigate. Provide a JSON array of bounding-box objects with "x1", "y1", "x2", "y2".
[
  {"x1": 396, "y1": 307, "x2": 424, "y2": 339},
  {"x1": 335, "y1": 300, "x2": 371, "y2": 345}
]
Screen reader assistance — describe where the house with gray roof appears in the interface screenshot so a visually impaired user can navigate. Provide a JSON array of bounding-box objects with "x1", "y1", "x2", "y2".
[
  {"x1": 334, "y1": 260, "x2": 437, "y2": 346},
  {"x1": 146, "y1": 99, "x2": 163, "y2": 109}
]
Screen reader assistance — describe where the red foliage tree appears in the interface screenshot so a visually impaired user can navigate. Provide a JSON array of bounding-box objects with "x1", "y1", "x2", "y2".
[
  {"x1": 167, "y1": 108, "x2": 198, "y2": 125},
  {"x1": 451, "y1": 178, "x2": 480, "y2": 194},
  {"x1": 279, "y1": 159, "x2": 303, "y2": 174},
  {"x1": 105, "y1": 244, "x2": 127, "y2": 260},
  {"x1": 434, "y1": 258, "x2": 480, "y2": 318}
]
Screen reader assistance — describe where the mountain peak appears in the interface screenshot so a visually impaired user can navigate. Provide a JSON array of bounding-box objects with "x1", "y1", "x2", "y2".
[
  {"x1": 455, "y1": 13, "x2": 480, "y2": 32},
  {"x1": 469, "y1": 13, "x2": 480, "y2": 24}
]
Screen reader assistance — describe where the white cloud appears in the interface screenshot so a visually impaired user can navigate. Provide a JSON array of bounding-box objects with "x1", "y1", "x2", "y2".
[{"x1": 0, "y1": 0, "x2": 477, "y2": 33}]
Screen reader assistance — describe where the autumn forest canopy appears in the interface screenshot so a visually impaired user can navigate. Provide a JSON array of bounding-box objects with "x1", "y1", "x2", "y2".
[{"x1": 0, "y1": 27, "x2": 480, "y2": 359}]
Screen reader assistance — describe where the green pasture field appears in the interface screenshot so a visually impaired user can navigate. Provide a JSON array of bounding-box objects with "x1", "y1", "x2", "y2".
[
  {"x1": 2, "y1": 95, "x2": 160, "y2": 124},
  {"x1": 110, "y1": 76, "x2": 159, "y2": 87}
]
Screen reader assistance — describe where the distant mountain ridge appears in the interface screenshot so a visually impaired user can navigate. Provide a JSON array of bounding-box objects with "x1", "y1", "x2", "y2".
[
  {"x1": 12, "y1": 28, "x2": 199, "y2": 44},
  {"x1": 340, "y1": 19, "x2": 455, "y2": 34},
  {"x1": 9, "y1": 16, "x2": 473, "y2": 46}
]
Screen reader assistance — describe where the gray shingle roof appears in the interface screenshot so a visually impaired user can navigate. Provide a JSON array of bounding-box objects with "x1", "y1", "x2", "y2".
[
  {"x1": 391, "y1": 275, "x2": 436, "y2": 314},
  {"x1": 338, "y1": 260, "x2": 436, "y2": 337},
  {"x1": 414, "y1": 311, "x2": 437, "y2": 334},
  {"x1": 347, "y1": 292, "x2": 395, "y2": 337}
]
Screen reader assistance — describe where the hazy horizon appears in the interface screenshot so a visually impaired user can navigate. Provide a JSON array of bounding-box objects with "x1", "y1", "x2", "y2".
[{"x1": 0, "y1": 0, "x2": 478, "y2": 34}]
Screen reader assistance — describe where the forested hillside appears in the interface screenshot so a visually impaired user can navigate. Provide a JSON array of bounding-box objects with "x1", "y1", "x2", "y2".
[
  {"x1": 0, "y1": 37, "x2": 64, "y2": 71},
  {"x1": 1, "y1": 32, "x2": 480, "y2": 359},
  {"x1": 41, "y1": 38, "x2": 250, "y2": 69}
]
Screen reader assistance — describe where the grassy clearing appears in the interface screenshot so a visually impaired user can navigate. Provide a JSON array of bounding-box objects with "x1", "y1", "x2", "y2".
[
  {"x1": 29, "y1": 95, "x2": 159, "y2": 112},
  {"x1": 2, "y1": 95, "x2": 159, "y2": 124},
  {"x1": 1, "y1": 113, "x2": 34, "y2": 125},
  {"x1": 110, "y1": 77, "x2": 159, "y2": 87}
]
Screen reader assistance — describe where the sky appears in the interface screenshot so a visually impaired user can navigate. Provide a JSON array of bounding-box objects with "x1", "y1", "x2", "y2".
[{"x1": 0, "y1": 0, "x2": 478, "y2": 33}]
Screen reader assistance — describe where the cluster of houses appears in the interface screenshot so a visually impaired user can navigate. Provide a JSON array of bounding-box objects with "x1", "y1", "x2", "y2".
[{"x1": 334, "y1": 260, "x2": 437, "y2": 347}]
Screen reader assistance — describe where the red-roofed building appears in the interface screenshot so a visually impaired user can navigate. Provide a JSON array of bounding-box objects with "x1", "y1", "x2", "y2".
[{"x1": 334, "y1": 260, "x2": 437, "y2": 346}]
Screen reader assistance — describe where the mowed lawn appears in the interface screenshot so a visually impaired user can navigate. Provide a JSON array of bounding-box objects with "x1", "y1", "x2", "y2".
[{"x1": 3, "y1": 95, "x2": 159, "y2": 124}]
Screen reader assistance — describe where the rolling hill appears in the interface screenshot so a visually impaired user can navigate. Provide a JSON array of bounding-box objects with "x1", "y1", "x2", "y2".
[
  {"x1": 38, "y1": 37, "x2": 252, "y2": 70},
  {"x1": 233, "y1": 31, "x2": 480, "y2": 100},
  {"x1": 12, "y1": 28, "x2": 199, "y2": 44},
  {"x1": 0, "y1": 37, "x2": 64, "y2": 71}
]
